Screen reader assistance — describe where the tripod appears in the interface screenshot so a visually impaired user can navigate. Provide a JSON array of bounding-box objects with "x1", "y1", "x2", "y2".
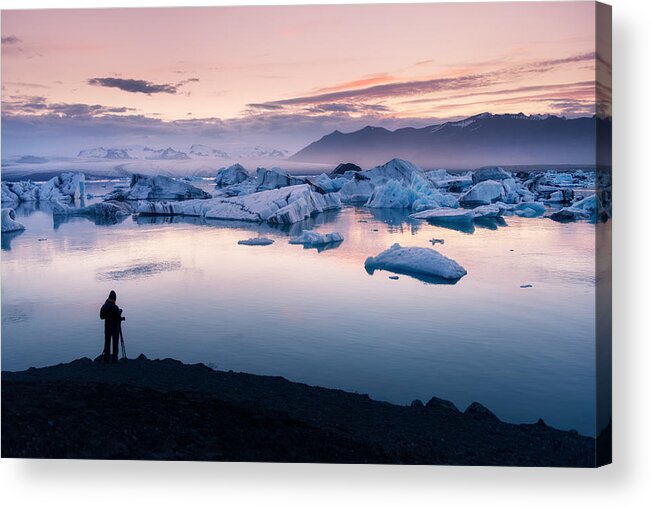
[{"x1": 119, "y1": 324, "x2": 127, "y2": 361}]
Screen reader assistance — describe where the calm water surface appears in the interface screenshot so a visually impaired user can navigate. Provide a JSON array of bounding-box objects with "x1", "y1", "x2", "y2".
[{"x1": 1, "y1": 181, "x2": 597, "y2": 435}]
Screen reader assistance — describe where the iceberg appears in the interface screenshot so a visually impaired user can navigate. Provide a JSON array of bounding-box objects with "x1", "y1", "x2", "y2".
[
  {"x1": 3, "y1": 180, "x2": 39, "y2": 201},
  {"x1": 313, "y1": 173, "x2": 349, "y2": 193},
  {"x1": 107, "y1": 174, "x2": 212, "y2": 200},
  {"x1": 472, "y1": 166, "x2": 512, "y2": 184},
  {"x1": 365, "y1": 158, "x2": 425, "y2": 183},
  {"x1": 238, "y1": 237, "x2": 274, "y2": 246},
  {"x1": 514, "y1": 201, "x2": 545, "y2": 217},
  {"x1": 364, "y1": 173, "x2": 458, "y2": 211},
  {"x1": 409, "y1": 208, "x2": 475, "y2": 222},
  {"x1": 255, "y1": 167, "x2": 305, "y2": 191},
  {"x1": 289, "y1": 230, "x2": 344, "y2": 246},
  {"x1": 364, "y1": 243, "x2": 467, "y2": 282},
  {"x1": 459, "y1": 180, "x2": 506, "y2": 205},
  {"x1": 549, "y1": 194, "x2": 598, "y2": 223},
  {"x1": 337, "y1": 177, "x2": 375, "y2": 204},
  {"x1": 215, "y1": 164, "x2": 249, "y2": 187},
  {"x1": 1, "y1": 173, "x2": 85, "y2": 203},
  {"x1": 1, "y1": 208, "x2": 25, "y2": 233},
  {"x1": 40, "y1": 172, "x2": 85, "y2": 202},
  {"x1": 471, "y1": 204, "x2": 503, "y2": 219},
  {"x1": 138, "y1": 184, "x2": 341, "y2": 225},
  {"x1": 51, "y1": 201, "x2": 132, "y2": 219}
]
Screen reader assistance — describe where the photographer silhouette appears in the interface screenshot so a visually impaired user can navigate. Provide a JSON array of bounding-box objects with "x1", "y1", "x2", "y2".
[{"x1": 99, "y1": 290, "x2": 125, "y2": 363}]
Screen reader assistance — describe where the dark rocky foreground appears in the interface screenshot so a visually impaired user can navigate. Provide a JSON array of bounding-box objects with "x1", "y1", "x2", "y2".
[{"x1": 2, "y1": 356, "x2": 596, "y2": 466}]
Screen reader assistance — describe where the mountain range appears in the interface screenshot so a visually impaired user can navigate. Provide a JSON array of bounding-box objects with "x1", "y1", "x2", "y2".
[{"x1": 290, "y1": 113, "x2": 610, "y2": 168}]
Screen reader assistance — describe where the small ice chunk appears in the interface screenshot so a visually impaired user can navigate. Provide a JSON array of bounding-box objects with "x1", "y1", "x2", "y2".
[
  {"x1": 365, "y1": 243, "x2": 466, "y2": 282},
  {"x1": 430, "y1": 238, "x2": 445, "y2": 245},
  {"x1": 289, "y1": 230, "x2": 344, "y2": 246},
  {"x1": 409, "y1": 208, "x2": 475, "y2": 221},
  {"x1": 471, "y1": 204, "x2": 502, "y2": 219},
  {"x1": 238, "y1": 237, "x2": 274, "y2": 246}
]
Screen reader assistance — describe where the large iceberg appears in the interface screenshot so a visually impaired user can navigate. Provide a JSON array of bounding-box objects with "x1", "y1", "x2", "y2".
[
  {"x1": 365, "y1": 243, "x2": 467, "y2": 282},
  {"x1": 364, "y1": 158, "x2": 425, "y2": 183},
  {"x1": 1, "y1": 208, "x2": 25, "y2": 233},
  {"x1": 137, "y1": 184, "x2": 341, "y2": 225},
  {"x1": 364, "y1": 173, "x2": 458, "y2": 212},
  {"x1": 215, "y1": 164, "x2": 249, "y2": 187},
  {"x1": 107, "y1": 174, "x2": 212, "y2": 200},
  {"x1": 313, "y1": 173, "x2": 349, "y2": 193}
]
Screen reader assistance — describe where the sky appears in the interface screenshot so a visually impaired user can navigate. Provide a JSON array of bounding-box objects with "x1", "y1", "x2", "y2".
[{"x1": 1, "y1": 2, "x2": 604, "y2": 156}]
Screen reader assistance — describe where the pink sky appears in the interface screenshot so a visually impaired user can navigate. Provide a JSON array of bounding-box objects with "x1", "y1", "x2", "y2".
[{"x1": 1, "y1": 2, "x2": 605, "y2": 154}]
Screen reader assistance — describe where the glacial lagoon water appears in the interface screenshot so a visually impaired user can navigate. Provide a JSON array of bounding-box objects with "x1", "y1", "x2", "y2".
[{"x1": 1, "y1": 180, "x2": 597, "y2": 435}]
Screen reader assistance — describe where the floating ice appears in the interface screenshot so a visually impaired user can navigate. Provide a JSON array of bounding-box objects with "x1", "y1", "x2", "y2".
[
  {"x1": 51, "y1": 201, "x2": 132, "y2": 221},
  {"x1": 1, "y1": 208, "x2": 25, "y2": 233},
  {"x1": 313, "y1": 173, "x2": 349, "y2": 193},
  {"x1": 364, "y1": 158, "x2": 425, "y2": 183},
  {"x1": 409, "y1": 208, "x2": 475, "y2": 222},
  {"x1": 471, "y1": 204, "x2": 503, "y2": 219},
  {"x1": 255, "y1": 167, "x2": 305, "y2": 191},
  {"x1": 138, "y1": 184, "x2": 341, "y2": 225},
  {"x1": 365, "y1": 243, "x2": 466, "y2": 282},
  {"x1": 337, "y1": 177, "x2": 375, "y2": 204},
  {"x1": 514, "y1": 201, "x2": 545, "y2": 217},
  {"x1": 459, "y1": 180, "x2": 506, "y2": 205},
  {"x1": 289, "y1": 230, "x2": 344, "y2": 246},
  {"x1": 215, "y1": 164, "x2": 249, "y2": 187},
  {"x1": 107, "y1": 174, "x2": 211, "y2": 200},
  {"x1": 549, "y1": 194, "x2": 598, "y2": 223},
  {"x1": 365, "y1": 173, "x2": 458, "y2": 211},
  {"x1": 238, "y1": 237, "x2": 275, "y2": 246},
  {"x1": 472, "y1": 166, "x2": 512, "y2": 184}
]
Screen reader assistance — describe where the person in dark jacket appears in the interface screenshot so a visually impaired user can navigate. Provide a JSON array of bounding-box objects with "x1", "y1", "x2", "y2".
[{"x1": 99, "y1": 290, "x2": 125, "y2": 363}]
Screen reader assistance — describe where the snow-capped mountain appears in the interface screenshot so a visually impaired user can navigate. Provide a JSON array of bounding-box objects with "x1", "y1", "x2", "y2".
[
  {"x1": 291, "y1": 113, "x2": 609, "y2": 168},
  {"x1": 77, "y1": 147, "x2": 132, "y2": 160}
]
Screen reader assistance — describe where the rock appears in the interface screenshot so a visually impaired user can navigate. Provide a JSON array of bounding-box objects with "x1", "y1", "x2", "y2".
[
  {"x1": 364, "y1": 243, "x2": 467, "y2": 282},
  {"x1": 426, "y1": 396, "x2": 460, "y2": 413},
  {"x1": 330, "y1": 162, "x2": 362, "y2": 176},
  {"x1": 237, "y1": 237, "x2": 274, "y2": 246},
  {"x1": 215, "y1": 164, "x2": 249, "y2": 187},
  {"x1": 472, "y1": 166, "x2": 511, "y2": 184},
  {"x1": 459, "y1": 180, "x2": 505, "y2": 205},
  {"x1": 410, "y1": 399, "x2": 424, "y2": 408},
  {"x1": 108, "y1": 174, "x2": 211, "y2": 200},
  {"x1": 1, "y1": 208, "x2": 25, "y2": 233},
  {"x1": 520, "y1": 284, "x2": 533, "y2": 288},
  {"x1": 289, "y1": 230, "x2": 344, "y2": 247}
]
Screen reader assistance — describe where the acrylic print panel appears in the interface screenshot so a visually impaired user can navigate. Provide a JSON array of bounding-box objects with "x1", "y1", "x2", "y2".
[{"x1": 1, "y1": 2, "x2": 611, "y2": 466}]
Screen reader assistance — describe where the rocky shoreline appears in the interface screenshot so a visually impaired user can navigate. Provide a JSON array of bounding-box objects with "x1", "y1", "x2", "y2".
[{"x1": 1, "y1": 355, "x2": 595, "y2": 466}]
